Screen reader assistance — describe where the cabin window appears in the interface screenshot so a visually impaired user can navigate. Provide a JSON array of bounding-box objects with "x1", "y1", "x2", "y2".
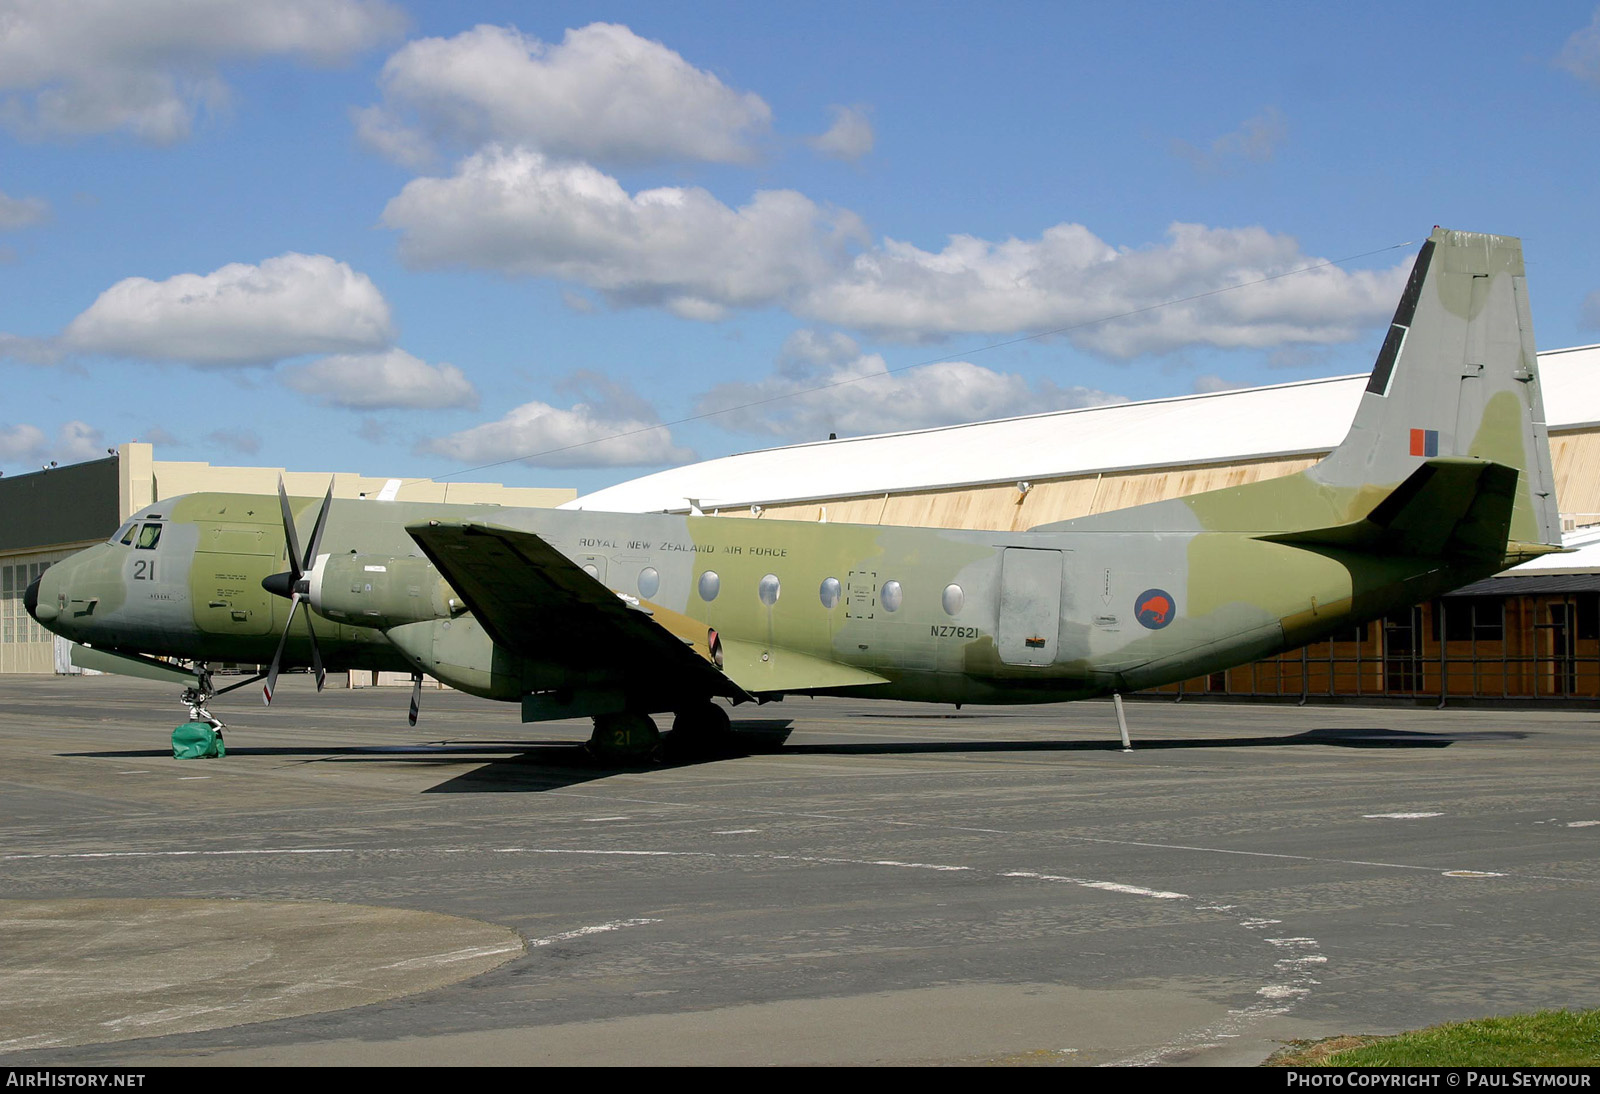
[
  {"x1": 113, "y1": 523, "x2": 136, "y2": 545},
  {"x1": 582, "y1": 563, "x2": 599, "y2": 579},
  {"x1": 638, "y1": 567, "x2": 660, "y2": 599},
  {"x1": 942, "y1": 584, "x2": 964, "y2": 616},
  {"x1": 135, "y1": 523, "x2": 162, "y2": 550},
  {"x1": 758, "y1": 573, "x2": 781, "y2": 606},
  {"x1": 882, "y1": 580, "x2": 903, "y2": 613},
  {"x1": 819, "y1": 577, "x2": 841, "y2": 609},
  {"x1": 698, "y1": 570, "x2": 720, "y2": 601}
]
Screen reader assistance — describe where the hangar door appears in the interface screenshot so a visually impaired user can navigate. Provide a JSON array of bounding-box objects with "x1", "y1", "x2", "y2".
[{"x1": 997, "y1": 548, "x2": 1062, "y2": 666}]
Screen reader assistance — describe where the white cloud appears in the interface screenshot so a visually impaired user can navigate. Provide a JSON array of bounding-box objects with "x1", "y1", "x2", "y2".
[
  {"x1": 0, "y1": 0, "x2": 405, "y2": 142},
  {"x1": 0, "y1": 332, "x2": 60, "y2": 365},
  {"x1": 383, "y1": 150, "x2": 1403, "y2": 357},
  {"x1": 53, "y1": 420, "x2": 108, "y2": 462},
  {"x1": 0, "y1": 188, "x2": 49, "y2": 229},
  {"x1": 0, "y1": 423, "x2": 48, "y2": 462},
  {"x1": 284, "y1": 348, "x2": 478, "y2": 410},
  {"x1": 1171, "y1": 107, "x2": 1286, "y2": 173},
  {"x1": 61, "y1": 253, "x2": 394, "y2": 367},
  {"x1": 204, "y1": 427, "x2": 261, "y2": 456},
  {"x1": 360, "y1": 22, "x2": 770, "y2": 167},
  {"x1": 797, "y1": 221, "x2": 1409, "y2": 357},
  {"x1": 382, "y1": 146, "x2": 863, "y2": 318},
  {"x1": 809, "y1": 104, "x2": 874, "y2": 162},
  {"x1": 1557, "y1": 8, "x2": 1600, "y2": 84},
  {"x1": 1581, "y1": 289, "x2": 1600, "y2": 330},
  {"x1": 1192, "y1": 374, "x2": 1247, "y2": 393},
  {"x1": 140, "y1": 425, "x2": 180, "y2": 446},
  {"x1": 0, "y1": 420, "x2": 106, "y2": 465},
  {"x1": 696, "y1": 329, "x2": 1127, "y2": 440},
  {"x1": 419, "y1": 373, "x2": 693, "y2": 469}
]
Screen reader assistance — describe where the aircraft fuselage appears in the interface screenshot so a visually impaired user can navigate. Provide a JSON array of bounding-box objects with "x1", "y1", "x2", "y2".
[{"x1": 30, "y1": 488, "x2": 1498, "y2": 716}]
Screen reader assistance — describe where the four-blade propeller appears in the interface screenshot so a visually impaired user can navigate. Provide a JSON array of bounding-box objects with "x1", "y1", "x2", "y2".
[{"x1": 260, "y1": 477, "x2": 333, "y2": 705}]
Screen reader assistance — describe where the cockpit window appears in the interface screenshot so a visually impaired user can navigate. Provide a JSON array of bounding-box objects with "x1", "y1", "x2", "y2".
[
  {"x1": 135, "y1": 523, "x2": 162, "y2": 550},
  {"x1": 115, "y1": 523, "x2": 136, "y2": 545}
]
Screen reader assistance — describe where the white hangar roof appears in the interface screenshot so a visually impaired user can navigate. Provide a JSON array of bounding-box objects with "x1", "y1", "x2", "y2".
[{"x1": 568, "y1": 344, "x2": 1600, "y2": 514}]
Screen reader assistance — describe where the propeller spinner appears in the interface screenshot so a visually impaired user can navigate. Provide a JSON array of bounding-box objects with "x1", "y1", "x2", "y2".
[{"x1": 260, "y1": 477, "x2": 334, "y2": 705}]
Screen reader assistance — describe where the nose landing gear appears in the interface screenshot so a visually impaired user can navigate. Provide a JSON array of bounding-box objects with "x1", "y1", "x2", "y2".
[{"x1": 174, "y1": 666, "x2": 227, "y2": 759}]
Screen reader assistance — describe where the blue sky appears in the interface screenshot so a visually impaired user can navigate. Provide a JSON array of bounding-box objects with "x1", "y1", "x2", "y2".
[{"x1": 2, "y1": 1, "x2": 1598, "y2": 495}]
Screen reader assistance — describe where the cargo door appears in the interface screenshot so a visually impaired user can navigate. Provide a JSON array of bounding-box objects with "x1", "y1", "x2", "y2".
[{"x1": 997, "y1": 548, "x2": 1062, "y2": 666}]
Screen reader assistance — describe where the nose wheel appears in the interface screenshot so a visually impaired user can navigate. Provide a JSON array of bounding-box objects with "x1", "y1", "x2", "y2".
[{"x1": 180, "y1": 666, "x2": 223, "y2": 730}]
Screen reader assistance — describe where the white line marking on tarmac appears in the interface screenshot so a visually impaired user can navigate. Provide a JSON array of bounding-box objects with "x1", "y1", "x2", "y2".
[
  {"x1": 584, "y1": 816, "x2": 631, "y2": 822},
  {"x1": 1568, "y1": 821, "x2": 1600, "y2": 828},
  {"x1": 712, "y1": 829, "x2": 760, "y2": 834},
  {"x1": 1363, "y1": 811, "x2": 1444, "y2": 819},
  {"x1": 543, "y1": 791, "x2": 1581, "y2": 882},
  {"x1": 381, "y1": 943, "x2": 525, "y2": 970},
  {"x1": 2, "y1": 848, "x2": 357, "y2": 860},
  {"x1": 527, "y1": 919, "x2": 662, "y2": 948},
  {"x1": 1002, "y1": 871, "x2": 1186, "y2": 899}
]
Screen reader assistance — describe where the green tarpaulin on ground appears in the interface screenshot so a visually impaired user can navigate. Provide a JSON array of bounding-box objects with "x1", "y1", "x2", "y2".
[{"x1": 171, "y1": 722, "x2": 225, "y2": 759}]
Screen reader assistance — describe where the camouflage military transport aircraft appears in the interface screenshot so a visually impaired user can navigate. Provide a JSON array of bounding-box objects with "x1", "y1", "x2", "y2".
[{"x1": 24, "y1": 227, "x2": 1563, "y2": 756}]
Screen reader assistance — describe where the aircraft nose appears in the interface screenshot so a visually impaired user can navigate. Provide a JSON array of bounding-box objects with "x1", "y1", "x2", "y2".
[{"x1": 23, "y1": 573, "x2": 54, "y2": 623}]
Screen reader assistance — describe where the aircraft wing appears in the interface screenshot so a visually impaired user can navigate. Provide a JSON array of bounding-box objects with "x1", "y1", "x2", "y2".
[{"x1": 405, "y1": 520, "x2": 763, "y2": 702}]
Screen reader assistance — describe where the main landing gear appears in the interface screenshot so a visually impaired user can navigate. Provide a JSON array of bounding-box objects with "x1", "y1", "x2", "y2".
[
  {"x1": 585, "y1": 702, "x2": 736, "y2": 763},
  {"x1": 587, "y1": 712, "x2": 662, "y2": 763}
]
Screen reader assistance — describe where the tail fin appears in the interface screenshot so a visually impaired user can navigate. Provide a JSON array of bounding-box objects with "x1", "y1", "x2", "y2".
[{"x1": 1312, "y1": 227, "x2": 1561, "y2": 552}]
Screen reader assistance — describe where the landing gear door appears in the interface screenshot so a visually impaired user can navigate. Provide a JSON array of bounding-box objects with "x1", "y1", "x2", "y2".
[{"x1": 997, "y1": 548, "x2": 1062, "y2": 666}]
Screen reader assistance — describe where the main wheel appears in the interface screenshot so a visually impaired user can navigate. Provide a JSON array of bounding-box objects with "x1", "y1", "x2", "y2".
[
  {"x1": 669, "y1": 701, "x2": 734, "y2": 755},
  {"x1": 586, "y1": 712, "x2": 661, "y2": 763}
]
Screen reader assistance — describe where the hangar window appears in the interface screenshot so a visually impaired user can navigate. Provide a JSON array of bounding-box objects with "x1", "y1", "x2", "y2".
[
  {"x1": 1440, "y1": 598, "x2": 1503, "y2": 642},
  {"x1": 758, "y1": 573, "x2": 781, "y2": 606},
  {"x1": 819, "y1": 577, "x2": 841, "y2": 609},
  {"x1": 135, "y1": 523, "x2": 162, "y2": 550},
  {"x1": 638, "y1": 566, "x2": 660, "y2": 599},
  {"x1": 942, "y1": 583, "x2": 964, "y2": 616},
  {"x1": 698, "y1": 570, "x2": 720, "y2": 601},
  {"x1": 113, "y1": 523, "x2": 136, "y2": 545},
  {"x1": 882, "y1": 580, "x2": 903, "y2": 613}
]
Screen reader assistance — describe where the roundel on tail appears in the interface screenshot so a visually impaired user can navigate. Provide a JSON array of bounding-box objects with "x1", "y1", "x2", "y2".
[{"x1": 1134, "y1": 588, "x2": 1176, "y2": 630}]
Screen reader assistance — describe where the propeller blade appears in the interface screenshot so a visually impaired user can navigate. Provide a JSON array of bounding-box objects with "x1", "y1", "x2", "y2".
[
  {"x1": 276, "y1": 477, "x2": 304, "y2": 582},
  {"x1": 304, "y1": 605, "x2": 325, "y2": 692},
  {"x1": 301, "y1": 480, "x2": 334, "y2": 571},
  {"x1": 408, "y1": 672, "x2": 421, "y2": 726},
  {"x1": 263, "y1": 595, "x2": 302, "y2": 705}
]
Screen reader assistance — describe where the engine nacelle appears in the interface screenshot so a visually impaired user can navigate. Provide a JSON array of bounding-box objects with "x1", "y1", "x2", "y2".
[{"x1": 308, "y1": 553, "x2": 462, "y2": 629}]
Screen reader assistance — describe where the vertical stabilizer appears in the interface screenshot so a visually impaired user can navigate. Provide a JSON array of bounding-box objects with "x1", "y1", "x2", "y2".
[{"x1": 1312, "y1": 227, "x2": 1561, "y2": 550}]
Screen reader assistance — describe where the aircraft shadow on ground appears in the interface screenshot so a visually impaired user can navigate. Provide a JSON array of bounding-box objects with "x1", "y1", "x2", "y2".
[{"x1": 63, "y1": 724, "x2": 1527, "y2": 793}]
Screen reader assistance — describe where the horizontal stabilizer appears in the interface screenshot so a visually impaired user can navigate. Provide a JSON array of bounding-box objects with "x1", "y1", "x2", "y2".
[{"x1": 1262, "y1": 458, "x2": 1518, "y2": 559}]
